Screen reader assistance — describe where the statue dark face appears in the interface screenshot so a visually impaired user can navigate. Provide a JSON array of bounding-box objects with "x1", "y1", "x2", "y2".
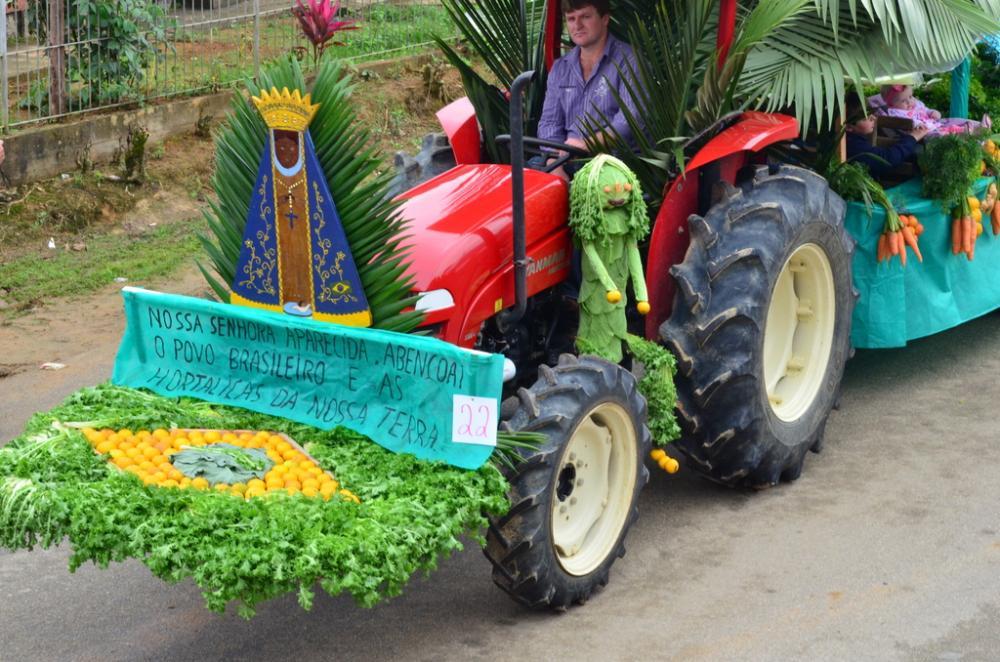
[{"x1": 274, "y1": 130, "x2": 299, "y2": 169}]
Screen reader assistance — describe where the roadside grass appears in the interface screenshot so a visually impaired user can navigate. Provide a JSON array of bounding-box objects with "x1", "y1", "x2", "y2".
[
  {"x1": 154, "y1": 5, "x2": 456, "y2": 97},
  {"x1": 0, "y1": 222, "x2": 203, "y2": 310}
]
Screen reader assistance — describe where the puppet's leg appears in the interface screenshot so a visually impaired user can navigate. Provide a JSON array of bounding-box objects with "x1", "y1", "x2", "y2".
[{"x1": 578, "y1": 241, "x2": 626, "y2": 362}]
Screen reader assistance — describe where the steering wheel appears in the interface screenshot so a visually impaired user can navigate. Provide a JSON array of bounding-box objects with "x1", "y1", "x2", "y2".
[{"x1": 494, "y1": 135, "x2": 590, "y2": 174}]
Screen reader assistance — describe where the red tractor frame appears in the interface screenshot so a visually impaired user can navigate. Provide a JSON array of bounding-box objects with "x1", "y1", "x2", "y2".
[{"x1": 394, "y1": 0, "x2": 856, "y2": 609}]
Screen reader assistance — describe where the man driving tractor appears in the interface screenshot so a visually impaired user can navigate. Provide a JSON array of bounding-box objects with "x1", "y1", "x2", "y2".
[{"x1": 537, "y1": 0, "x2": 641, "y2": 179}]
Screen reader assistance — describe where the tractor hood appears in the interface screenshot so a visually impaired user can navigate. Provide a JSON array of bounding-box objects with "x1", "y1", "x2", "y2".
[{"x1": 395, "y1": 164, "x2": 569, "y2": 296}]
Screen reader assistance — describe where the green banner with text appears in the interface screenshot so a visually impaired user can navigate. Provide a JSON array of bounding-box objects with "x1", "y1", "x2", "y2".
[{"x1": 112, "y1": 288, "x2": 504, "y2": 469}]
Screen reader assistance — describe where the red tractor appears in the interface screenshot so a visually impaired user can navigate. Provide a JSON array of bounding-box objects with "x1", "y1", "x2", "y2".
[{"x1": 388, "y1": 0, "x2": 989, "y2": 610}]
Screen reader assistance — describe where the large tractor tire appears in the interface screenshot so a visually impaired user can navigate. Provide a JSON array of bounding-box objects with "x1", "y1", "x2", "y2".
[
  {"x1": 485, "y1": 354, "x2": 651, "y2": 609},
  {"x1": 660, "y1": 164, "x2": 855, "y2": 488}
]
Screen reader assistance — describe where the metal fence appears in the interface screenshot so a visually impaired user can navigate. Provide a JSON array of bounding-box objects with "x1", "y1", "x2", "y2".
[{"x1": 0, "y1": 0, "x2": 454, "y2": 130}]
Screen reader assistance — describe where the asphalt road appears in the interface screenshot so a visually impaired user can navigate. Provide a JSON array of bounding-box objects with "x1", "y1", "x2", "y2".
[{"x1": 2, "y1": 312, "x2": 1000, "y2": 661}]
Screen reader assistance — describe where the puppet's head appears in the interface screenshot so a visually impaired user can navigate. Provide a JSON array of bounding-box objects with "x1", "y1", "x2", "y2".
[{"x1": 569, "y1": 154, "x2": 648, "y2": 245}]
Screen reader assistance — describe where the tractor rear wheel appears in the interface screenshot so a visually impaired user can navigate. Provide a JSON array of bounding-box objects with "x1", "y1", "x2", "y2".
[
  {"x1": 659, "y1": 165, "x2": 855, "y2": 487},
  {"x1": 485, "y1": 354, "x2": 651, "y2": 609}
]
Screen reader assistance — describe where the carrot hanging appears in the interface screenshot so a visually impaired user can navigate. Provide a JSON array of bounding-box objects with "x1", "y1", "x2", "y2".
[{"x1": 901, "y1": 224, "x2": 922, "y2": 262}]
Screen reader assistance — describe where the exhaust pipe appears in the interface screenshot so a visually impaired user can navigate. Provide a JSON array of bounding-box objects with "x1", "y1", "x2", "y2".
[{"x1": 498, "y1": 70, "x2": 535, "y2": 332}]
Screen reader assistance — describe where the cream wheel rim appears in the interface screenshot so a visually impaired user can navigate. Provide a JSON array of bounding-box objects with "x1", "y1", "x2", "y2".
[
  {"x1": 550, "y1": 401, "x2": 638, "y2": 576},
  {"x1": 763, "y1": 243, "x2": 836, "y2": 422}
]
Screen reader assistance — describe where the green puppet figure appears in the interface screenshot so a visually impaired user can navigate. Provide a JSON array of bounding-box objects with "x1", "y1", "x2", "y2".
[{"x1": 568, "y1": 154, "x2": 650, "y2": 363}]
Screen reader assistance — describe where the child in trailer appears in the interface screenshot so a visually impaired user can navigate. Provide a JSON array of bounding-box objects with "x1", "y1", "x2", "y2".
[
  {"x1": 874, "y1": 84, "x2": 986, "y2": 136},
  {"x1": 845, "y1": 92, "x2": 928, "y2": 177}
]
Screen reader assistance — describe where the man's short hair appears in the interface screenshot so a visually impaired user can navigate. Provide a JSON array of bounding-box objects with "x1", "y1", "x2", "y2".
[{"x1": 562, "y1": 0, "x2": 610, "y2": 16}]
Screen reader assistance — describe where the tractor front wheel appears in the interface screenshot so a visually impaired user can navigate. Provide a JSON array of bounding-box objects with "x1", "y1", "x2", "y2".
[
  {"x1": 660, "y1": 164, "x2": 855, "y2": 487},
  {"x1": 485, "y1": 354, "x2": 651, "y2": 609}
]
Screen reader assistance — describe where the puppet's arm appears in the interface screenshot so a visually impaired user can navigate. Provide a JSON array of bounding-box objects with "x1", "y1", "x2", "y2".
[
  {"x1": 583, "y1": 241, "x2": 622, "y2": 302},
  {"x1": 627, "y1": 239, "x2": 650, "y2": 314}
]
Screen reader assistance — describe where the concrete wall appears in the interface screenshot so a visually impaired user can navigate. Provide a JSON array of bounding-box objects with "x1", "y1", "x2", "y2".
[
  {"x1": 1, "y1": 54, "x2": 435, "y2": 187},
  {"x1": 3, "y1": 92, "x2": 235, "y2": 187}
]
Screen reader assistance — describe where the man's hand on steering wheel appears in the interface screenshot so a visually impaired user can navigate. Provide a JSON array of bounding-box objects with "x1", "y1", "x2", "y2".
[{"x1": 548, "y1": 137, "x2": 589, "y2": 181}]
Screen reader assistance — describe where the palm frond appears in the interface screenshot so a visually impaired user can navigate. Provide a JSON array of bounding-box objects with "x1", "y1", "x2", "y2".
[
  {"x1": 199, "y1": 57, "x2": 423, "y2": 332},
  {"x1": 436, "y1": 0, "x2": 549, "y2": 163},
  {"x1": 743, "y1": 0, "x2": 1000, "y2": 131},
  {"x1": 586, "y1": 0, "x2": 998, "y2": 198}
]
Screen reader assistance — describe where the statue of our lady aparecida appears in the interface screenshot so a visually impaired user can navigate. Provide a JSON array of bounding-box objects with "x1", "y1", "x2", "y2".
[{"x1": 230, "y1": 87, "x2": 372, "y2": 326}]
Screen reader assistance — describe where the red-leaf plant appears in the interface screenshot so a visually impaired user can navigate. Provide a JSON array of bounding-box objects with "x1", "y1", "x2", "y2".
[{"x1": 292, "y1": 0, "x2": 359, "y2": 65}]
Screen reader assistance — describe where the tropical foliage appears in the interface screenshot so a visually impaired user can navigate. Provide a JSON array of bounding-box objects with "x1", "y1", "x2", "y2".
[
  {"x1": 199, "y1": 57, "x2": 423, "y2": 333},
  {"x1": 292, "y1": 0, "x2": 359, "y2": 65},
  {"x1": 435, "y1": 0, "x2": 549, "y2": 163},
  {"x1": 440, "y1": 0, "x2": 1000, "y2": 198}
]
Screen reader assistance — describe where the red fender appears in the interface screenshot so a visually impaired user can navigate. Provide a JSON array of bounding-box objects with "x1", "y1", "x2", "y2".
[
  {"x1": 644, "y1": 112, "x2": 799, "y2": 339},
  {"x1": 436, "y1": 97, "x2": 481, "y2": 165}
]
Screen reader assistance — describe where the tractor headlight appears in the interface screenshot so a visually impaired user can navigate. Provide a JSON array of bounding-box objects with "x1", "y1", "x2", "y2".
[{"x1": 415, "y1": 289, "x2": 455, "y2": 313}]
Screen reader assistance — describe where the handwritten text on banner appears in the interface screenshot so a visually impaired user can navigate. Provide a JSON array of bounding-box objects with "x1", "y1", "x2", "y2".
[{"x1": 112, "y1": 288, "x2": 504, "y2": 469}]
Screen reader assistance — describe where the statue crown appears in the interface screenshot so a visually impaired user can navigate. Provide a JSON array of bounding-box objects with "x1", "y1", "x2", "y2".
[{"x1": 252, "y1": 87, "x2": 320, "y2": 132}]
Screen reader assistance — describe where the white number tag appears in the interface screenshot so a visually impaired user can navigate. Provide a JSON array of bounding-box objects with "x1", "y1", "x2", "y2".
[{"x1": 452, "y1": 395, "x2": 497, "y2": 447}]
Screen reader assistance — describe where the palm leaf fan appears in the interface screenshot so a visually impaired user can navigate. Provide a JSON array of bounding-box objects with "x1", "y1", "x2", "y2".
[
  {"x1": 435, "y1": 0, "x2": 549, "y2": 163},
  {"x1": 198, "y1": 57, "x2": 423, "y2": 333}
]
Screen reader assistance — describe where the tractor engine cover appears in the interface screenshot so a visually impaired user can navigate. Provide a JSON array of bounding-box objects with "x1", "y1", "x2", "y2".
[{"x1": 396, "y1": 164, "x2": 571, "y2": 346}]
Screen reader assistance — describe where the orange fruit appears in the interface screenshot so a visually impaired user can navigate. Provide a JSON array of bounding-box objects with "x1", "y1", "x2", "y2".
[
  {"x1": 96, "y1": 441, "x2": 114, "y2": 454},
  {"x1": 191, "y1": 477, "x2": 210, "y2": 490},
  {"x1": 204, "y1": 431, "x2": 222, "y2": 442},
  {"x1": 162, "y1": 479, "x2": 179, "y2": 488},
  {"x1": 265, "y1": 477, "x2": 284, "y2": 490},
  {"x1": 214, "y1": 483, "x2": 230, "y2": 492},
  {"x1": 152, "y1": 471, "x2": 166, "y2": 482}
]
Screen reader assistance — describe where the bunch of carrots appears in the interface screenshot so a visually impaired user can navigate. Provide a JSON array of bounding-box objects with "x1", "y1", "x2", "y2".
[
  {"x1": 981, "y1": 140, "x2": 1000, "y2": 235},
  {"x1": 984, "y1": 182, "x2": 1000, "y2": 235},
  {"x1": 877, "y1": 211, "x2": 922, "y2": 266},
  {"x1": 951, "y1": 195, "x2": 978, "y2": 261}
]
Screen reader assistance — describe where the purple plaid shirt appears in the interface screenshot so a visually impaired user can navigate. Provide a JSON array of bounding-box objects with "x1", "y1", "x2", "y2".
[{"x1": 537, "y1": 34, "x2": 639, "y2": 144}]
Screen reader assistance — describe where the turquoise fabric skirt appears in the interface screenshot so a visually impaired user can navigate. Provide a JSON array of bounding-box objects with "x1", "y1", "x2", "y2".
[{"x1": 847, "y1": 176, "x2": 996, "y2": 348}]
